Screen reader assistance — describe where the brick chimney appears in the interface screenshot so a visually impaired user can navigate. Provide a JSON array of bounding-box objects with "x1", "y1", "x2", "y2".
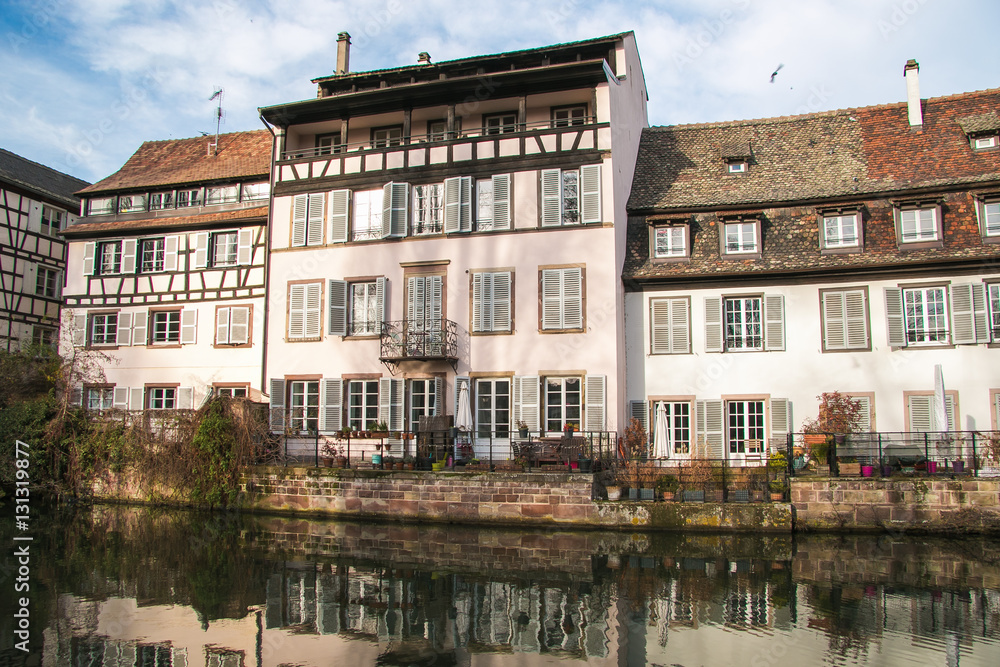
[
  {"x1": 418, "y1": 52, "x2": 432, "y2": 64},
  {"x1": 904, "y1": 59, "x2": 922, "y2": 127},
  {"x1": 336, "y1": 32, "x2": 351, "y2": 75}
]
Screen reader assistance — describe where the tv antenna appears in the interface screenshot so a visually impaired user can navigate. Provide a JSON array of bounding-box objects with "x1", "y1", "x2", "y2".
[{"x1": 208, "y1": 87, "x2": 224, "y2": 154}]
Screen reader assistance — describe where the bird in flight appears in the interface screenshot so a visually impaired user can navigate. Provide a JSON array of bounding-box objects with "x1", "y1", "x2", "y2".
[{"x1": 770, "y1": 64, "x2": 784, "y2": 83}]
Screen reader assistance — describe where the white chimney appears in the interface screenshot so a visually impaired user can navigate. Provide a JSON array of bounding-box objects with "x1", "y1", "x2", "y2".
[
  {"x1": 904, "y1": 59, "x2": 922, "y2": 127},
  {"x1": 336, "y1": 32, "x2": 351, "y2": 75}
]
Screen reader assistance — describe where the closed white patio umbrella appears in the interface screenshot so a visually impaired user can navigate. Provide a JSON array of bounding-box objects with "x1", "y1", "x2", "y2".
[
  {"x1": 455, "y1": 379, "x2": 473, "y2": 459},
  {"x1": 653, "y1": 402, "x2": 670, "y2": 459}
]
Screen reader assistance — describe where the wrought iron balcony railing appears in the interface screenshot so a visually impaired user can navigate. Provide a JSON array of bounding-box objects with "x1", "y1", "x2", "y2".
[{"x1": 380, "y1": 319, "x2": 458, "y2": 370}]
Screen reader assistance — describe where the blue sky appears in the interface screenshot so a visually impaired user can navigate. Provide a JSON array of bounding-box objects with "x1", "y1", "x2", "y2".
[{"x1": 2, "y1": 0, "x2": 997, "y2": 184}]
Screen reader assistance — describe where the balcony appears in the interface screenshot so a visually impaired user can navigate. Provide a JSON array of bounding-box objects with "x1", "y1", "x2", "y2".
[
  {"x1": 276, "y1": 118, "x2": 610, "y2": 185},
  {"x1": 380, "y1": 319, "x2": 459, "y2": 372}
]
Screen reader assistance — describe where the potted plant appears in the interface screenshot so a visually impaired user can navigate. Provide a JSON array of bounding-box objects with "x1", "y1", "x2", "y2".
[
  {"x1": 403, "y1": 455, "x2": 415, "y2": 470},
  {"x1": 768, "y1": 480, "x2": 787, "y2": 501},
  {"x1": 517, "y1": 420, "x2": 529, "y2": 438},
  {"x1": 368, "y1": 421, "x2": 389, "y2": 437},
  {"x1": 839, "y1": 456, "x2": 860, "y2": 476},
  {"x1": 382, "y1": 455, "x2": 395, "y2": 469},
  {"x1": 321, "y1": 441, "x2": 346, "y2": 467},
  {"x1": 606, "y1": 484, "x2": 622, "y2": 500},
  {"x1": 655, "y1": 475, "x2": 679, "y2": 501}
]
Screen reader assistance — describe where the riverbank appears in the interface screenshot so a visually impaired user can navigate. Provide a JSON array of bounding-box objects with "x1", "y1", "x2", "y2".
[{"x1": 88, "y1": 465, "x2": 1000, "y2": 534}]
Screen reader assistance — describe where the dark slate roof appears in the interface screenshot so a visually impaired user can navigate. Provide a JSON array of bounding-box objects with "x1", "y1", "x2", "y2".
[
  {"x1": 624, "y1": 88, "x2": 1000, "y2": 283},
  {"x1": 956, "y1": 112, "x2": 1000, "y2": 135},
  {"x1": 78, "y1": 130, "x2": 271, "y2": 196},
  {"x1": 0, "y1": 148, "x2": 89, "y2": 209},
  {"x1": 628, "y1": 88, "x2": 1000, "y2": 213}
]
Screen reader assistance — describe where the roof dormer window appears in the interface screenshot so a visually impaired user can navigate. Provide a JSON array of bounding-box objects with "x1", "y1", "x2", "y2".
[
  {"x1": 957, "y1": 113, "x2": 1000, "y2": 152},
  {"x1": 893, "y1": 199, "x2": 944, "y2": 250},
  {"x1": 974, "y1": 135, "x2": 998, "y2": 150},
  {"x1": 727, "y1": 160, "x2": 747, "y2": 174}
]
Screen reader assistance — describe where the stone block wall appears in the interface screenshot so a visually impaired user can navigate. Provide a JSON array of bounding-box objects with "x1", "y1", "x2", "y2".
[{"x1": 791, "y1": 478, "x2": 1000, "y2": 532}]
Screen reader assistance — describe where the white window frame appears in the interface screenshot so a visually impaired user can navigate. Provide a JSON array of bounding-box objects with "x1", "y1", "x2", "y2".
[
  {"x1": 981, "y1": 200, "x2": 1000, "y2": 238},
  {"x1": 175, "y1": 188, "x2": 202, "y2": 208},
  {"x1": 352, "y1": 188, "x2": 384, "y2": 241},
  {"x1": 727, "y1": 160, "x2": 746, "y2": 174},
  {"x1": 88, "y1": 197, "x2": 116, "y2": 216},
  {"x1": 412, "y1": 183, "x2": 443, "y2": 235},
  {"x1": 118, "y1": 194, "x2": 147, "y2": 214},
  {"x1": 483, "y1": 112, "x2": 517, "y2": 135},
  {"x1": 216, "y1": 386, "x2": 248, "y2": 398},
  {"x1": 475, "y1": 378, "x2": 511, "y2": 439},
  {"x1": 349, "y1": 281, "x2": 380, "y2": 336},
  {"x1": 903, "y1": 286, "x2": 949, "y2": 344},
  {"x1": 727, "y1": 400, "x2": 765, "y2": 455},
  {"x1": 90, "y1": 313, "x2": 118, "y2": 346},
  {"x1": 86, "y1": 387, "x2": 114, "y2": 411},
  {"x1": 899, "y1": 207, "x2": 939, "y2": 243},
  {"x1": 289, "y1": 380, "x2": 320, "y2": 432},
  {"x1": 655, "y1": 401, "x2": 692, "y2": 456},
  {"x1": 371, "y1": 125, "x2": 403, "y2": 148},
  {"x1": 205, "y1": 185, "x2": 239, "y2": 205},
  {"x1": 149, "y1": 192, "x2": 173, "y2": 210},
  {"x1": 139, "y1": 238, "x2": 165, "y2": 273},
  {"x1": 551, "y1": 105, "x2": 587, "y2": 127},
  {"x1": 974, "y1": 135, "x2": 998, "y2": 150},
  {"x1": 35, "y1": 266, "x2": 59, "y2": 298},
  {"x1": 653, "y1": 226, "x2": 687, "y2": 259},
  {"x1": 151, "y1": 310, "x2": 181, "y2": 345},
  {"x1": 241, "y1": 182, "x2": 270, "y2": 202},
  {"x1": 724, "y1": 296, "x2": 763, "y2": 351},
  {"x1": 348, "y1": 379, "x2": 380, "y2": 431},
  {"x1": 723, "y1": 221, "x2": 758, "y2": 255},
  {"x1": 408, "y1": 378, "x2": 439, "y2": 431},
  {"x1": 821, "y1": 212, "x2": 860, "y2": 249},
  {"x1": 40, "y1": 206, "x2": 63, "y2": 235},
  {"x1": 148, "y1": 387, "x2": 177, "y2": 410},
  {"x1": 210, "y1": 231, "x2": 239, "y2": 267},
  {"x1": 990, "y1": 283, "x2": 1000, "y2": 341},
  {"x1": 544, "y1": 376, "x2": 582, "y2": 433}
]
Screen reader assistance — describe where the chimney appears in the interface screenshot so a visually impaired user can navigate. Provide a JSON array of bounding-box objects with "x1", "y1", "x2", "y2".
[
  {"x1": 904, "y1": 59, "x2": 922, "y2": 127},
  {"x1": 418, "y1": 52, "x2": 432, "y2": 64},
  {"x1": 336, "y1": 32, "x2": 351, "y2": 75}
]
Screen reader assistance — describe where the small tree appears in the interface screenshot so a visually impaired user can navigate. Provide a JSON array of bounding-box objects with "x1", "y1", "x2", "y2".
[
  {"x1": 801, "y1": 391, "x2": 865, "y2": 434},
  {"x1": 622, "y1": 416, "x2": 647, "y2": 460}
]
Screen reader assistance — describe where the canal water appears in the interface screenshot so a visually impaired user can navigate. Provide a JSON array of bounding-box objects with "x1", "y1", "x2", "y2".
[{"x1": 2, "y1": 503, "x2": 999, "y2": 666}]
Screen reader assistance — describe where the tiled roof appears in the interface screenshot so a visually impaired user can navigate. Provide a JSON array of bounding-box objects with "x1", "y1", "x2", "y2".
[
  {"x1": 624, "y1": 88, "x2": 1000, "y2": 282},
  {"x1": 0, "y1": 148, "x2": 89, "y2": 209},
  {"x1": 628, "y1": 88, "x2": 1000, "y2": 213},
  {"x1": 61, "y1": 206, "x2": 268, "y2": 238},
  {"x1": 956, "y1": 112, "x2": 1000, "y2": 135},
  {"x1": 78, "y1": 130, "x2": 272, "y2": 196}
]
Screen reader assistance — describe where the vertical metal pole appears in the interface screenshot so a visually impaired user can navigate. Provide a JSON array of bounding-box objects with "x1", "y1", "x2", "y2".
[
  {"x1": 314, "y1": 429, "x2": 319, "y2": 468},
  {"x1": 786, "y1": 433, "x2": 794, "y2": 478},
  {"x1": 878, "y1": 433, "x2": 883, "y2": 474},
  {"x1": 924, "y1": 432, "x2": 930, "y2": 466},
  {"x1": 971, "y1": 432, "x2": 978, "y2": 475}
]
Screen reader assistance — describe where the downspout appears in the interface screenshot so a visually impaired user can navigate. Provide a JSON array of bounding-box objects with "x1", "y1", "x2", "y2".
[{"x1": 258, "y1": 112, "x2": 277, "y2": 401}]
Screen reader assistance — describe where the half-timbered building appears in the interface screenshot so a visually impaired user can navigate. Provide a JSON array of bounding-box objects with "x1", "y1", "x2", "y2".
[
  {"x1": 624, "y1": 62, "x2": 1000, "y2": 463},
  {"x1": 1, "y1": 148, "x2": 88, "y2": 351},
  {"x1": 62, "y1": 131, "x2": 272, "y2": 410},
  {"x1": 259, "y1": 33, "x2": 648, "y2": 455}
]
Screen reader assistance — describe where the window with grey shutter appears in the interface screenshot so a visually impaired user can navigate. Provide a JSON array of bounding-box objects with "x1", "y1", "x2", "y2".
[
  {"x1": 380, "y1": 378, "x2": 405, "y2": 431},
  {"x1": 328, "y1": 189, "x2": 350, "y2": 243},
  {"x1": 629, "y1": 400, "x2": 649, "y2": 434},
  {"x1": 72, "y1": 313, "x2": 87, "y2": 347},
  {"x1": 443, "y1": 176, "x2": 472, "y2": 233},
  {"x1": 269, "y1": 379, "x2": 286, "y2": 431},
  {"x1": 236, "y1": 229, "x2": 253, "y2": 265},
  {"x1": 82, "y1": 242, "x2": 96, "y2": 276},
  {"x1": 822, "y1": 289, "x2": 869, "y2": 351},
  {"x1": 492, "y1": 174, "x2": 511, "y2": 230},
  {"x1": 884, "y1": 287, "x2": 906, "y2": 347},
  {"x1": 180, "y1": 309, "x2": 198, "y2": 344},
  {"x1": 328, "y1": 279, "x2": 348, "y2": 336},
  {"x1": 382, "y1": 182, "x2": 409, "y2": 238},
  {"x1": 540, "y1": 169, "x2": 562, "y2": 227},
  {"x1": 131, "y1": 311, "x2": 147, "y2": 346},
  {"x1": 193, "y1": 232, "x2": 209, "y2": 269},
  {"x1": 472, "y1": 271, "x2": 512, "y2": 333},
  {"x1": 541, "y1": 268, "x2": 583, "y2": 330},
  {"x1": 949, "y1": 283, "x2": 989, "y2": 344},
  {"x1": 769, "y1": 398, "x2": 791, "y2": 449},
  {"x1": 650, "y1": 297, "x2": 690, "y2": 354},
  {"x1": 584, "y1": 375, "x2": 606, "y2": 432},
  {"x1": 580, "y1": 164, "x2": 602, "y2": 224},
  {"x1": 695, "y1": 399, "x2": 724, "y2": 458},
  {"x1": 116, "y1": 312, "x2": 133, "y2": 346},
  {"x1": 164, "y1": 235, "x2": 179, "y2": 271},
  {"x1": 704, "y1": 297, "x2": 723, "y2": 353},
  {"x1": 319, "y1": 378, "x2": 343, "y2": 433},
  {"x1": 908, "y1": 394, "x2": 955, "y2": 432},
  {"x1": 121, "y1": 239, "x2": 137, "y2": 274},
  {"x1": 763, "y1": 294, "x2": 785, "y2": 351},
  {"x1": 513, "y1": 375, "x2": 540, "y2": 430}
]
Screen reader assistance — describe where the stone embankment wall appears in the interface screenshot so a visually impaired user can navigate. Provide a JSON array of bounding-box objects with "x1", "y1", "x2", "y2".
[
  {"x1": 239, "y1": 466, "x2": 792, "y2": 532},
  {"x1": 792, "y1": 478, "x2": 1000, "y2": 532}
]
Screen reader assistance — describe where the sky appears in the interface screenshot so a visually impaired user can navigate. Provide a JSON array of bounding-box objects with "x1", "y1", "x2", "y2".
[{"x1": 1, "y1": 0, "x2": 998, "y2": 185}]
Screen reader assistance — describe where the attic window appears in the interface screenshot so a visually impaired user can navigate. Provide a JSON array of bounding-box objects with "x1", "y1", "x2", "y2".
[
  {"x1": 974, "y1": 135, "x2": 998, "y2": 150},
  {"x1": 727, "y1": 160, "x2": 747, "y2": 174},
  {"x1": 957, "y1": 113, "x2": 1000, "y2": 151}
]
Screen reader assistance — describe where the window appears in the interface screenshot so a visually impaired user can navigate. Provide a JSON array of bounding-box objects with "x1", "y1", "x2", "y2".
[
  {"x1": 725, "y1": 297, "x2": 763, "y2": 350},
  {"x1": 97, "y1": 241, "x2": 122, "y2": 275},
  {"x1": 552, "y1": 105, "x2": 586, "y2": 127},
  {"x1": 727, "y1": 400, "x2": 765, "y2": 454},
  {"x1": 540, "y1": 267, "x2": 583, "y2": 331},
  {"x1": 903, "y1": 286, "x2": 948, "y2": 344},
  {"x1": 483, "y1": 112, "x2": 517, "y2": 135},
  {"x1": 139, "y1": 238, "x2": 164, "y2": 273},
  {"x1": 215, "y1": 305, "x2": 250, "y2": 345},
  {"x1": 727, "y1": 160, "x2": 747, "y2": 174},
  {"x1": 540, "y1": 166, "x2": 601, "y2": 226},
  {"x1": 205, "y1": 185, "x2": 238, "y2": 205},
  {"x1": 151, "y1": 310, "x2": 180, "y2": 344},
  {"x1": 148, "y1": 387, "x2": 177, "y2": 410},
  {"x1": 149, "y1": 192, "x2": 173, "y2": 210},
  {"x1": 974, "y1": 135, "x2": 998, "y2": 149},
  {"x1": 981, "y1": 200, "x2": 1000, "y2": 238},
  {"x1": 88, "y1": 197, "x2": 115, "y2": 216},
  {"x1": 650, "y1": 297, "x2": 690, "y2": 354},
  {"x1": 476, "y1": 178, "x2": 494, "y2": 230},
  {"x1": 899, "y1": 207, "x2": 938, "y2": 243},
  {"x1": 350, "y1": 281, "x2": 380, "y2": 335},
  {"x1": 216, "y1": 386, "x2": 248, "y2": 398},
  {"x1": 654, "y1": 401, "x2": 691, "y2": 455},
  {"x1": 40, "y1": 206, "x2": 63, "y2": 235},
  {"x1": 316, "y1": 133, "x2": 343, "y2": 155},
  {"x1": 348, "y1": 380, "x2": 379, "y2": 430},
  {"x1": 412, "y1": 183, "x2": 443, "y2": 235},
  {"x1": 906, "y1": 392, "x2": 956, "y2": 432},
  {"x1": 86, "y1": 387, "x2": 113, "y2": 411},
  {"x1": 371, "y1": 125, "x2": 403, "y2": 148},
  {"x1": 35, "y1": 266, "x2": 59, "y2": 298},
  {"x1": 406, "y1": 275, "x2": 444, "y2": 354},
  {"x1": 90, "y1": 313, "x2": 118, "y2": 346},
  {"x1": 175, "y1": 188, "x2": 202, "y2": 208},
  {"x1": 31, "y1": 326, "x2": 55, "y2": 348},
  {"x1": 990, "y1": 284, "x2": 1000, "y2": 340},
  {"x1": 241, "y1": 182, "x2": 270, "y2": 201},
  {"x1": 821, "y1": 213, "x2": 860, "y2": 249},
  {"x1": 211, "y1": 231, "x2": 238, "y2": 267},
  {"x1": 821, "y1": 288, "x2": 870, "y2": 351},
  {"x1": 409, "y1": 378, "x2": 438, "y2": 430},
  {"x1": 352, "y1": 188, "x2": 383, "y2": 241},
  {"x1": 289, "y1": 381, "x2": 319, "y2": 432},
  {"x1": 427, "y1": 118, "x2": 461, "y2": 141},
  {"x1": 723, "y1": 221, "x2": 758, "y2": 254},
  {"x1": 472, "y1": 271, "x2": 512, "y2": 333},
  {"x1": 118, "y1": 194, "x2": 146, "y2": 213},
  {"x1": 545, "y1": 377, "x2": 581, "y2": 433},
  {"x1": 288, "y1": 282, "x2": 322, "y2": 340},
  {"x1": 653, "y1": 226, "x2": 687, "y2": 259},
  {"x1": 476, "y1": 378, "x2": 510, "y2": 438},
  {"x1": 292, "y1": 193, "x2": 325, "y2": 246}
]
